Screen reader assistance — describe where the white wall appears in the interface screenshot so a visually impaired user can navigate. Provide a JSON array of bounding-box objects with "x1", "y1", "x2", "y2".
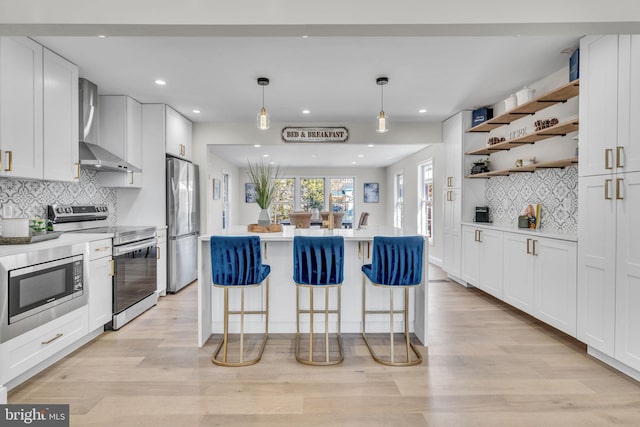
[{"x1": 386, "y1": 144, "x2": 445, "y2": 264}]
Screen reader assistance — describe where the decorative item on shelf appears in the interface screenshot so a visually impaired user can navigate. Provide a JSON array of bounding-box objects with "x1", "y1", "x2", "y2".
[
  {"x1": 514, "y1": 159, "x2": 523, "y2": 168},
  {"x1": 246, "y1": 160, "x2": 281, "y2": 230},
  {"x1": 509, "y1": 127, "x2": 528, "y2": 140},
  {"x1": 534, "y1": 117, "x2": 559, "y2": 131},
  {"x1": 289, "y1": 211, "x2": 312, "y2": 229},
  {"x1": 375, "y1": 77, "x2": 389, "y2": 133},
  {"x1": 256, "y1": 77, "x2": 270, "y2": 131},
  {"x1": 470, "y1": 158, "x2": 490, "y2": 174},
  {"x1": 516, "y1": 86, "x2": 536, "y2": 106},
  {"x1": 523, "y1": 157, "x2": 536, "y2": 166},
  {"x1": 569, "y1": 48, "x2": 580, "y2": 82},
  {"x1": 487, "y1": 136, "x2": 506, "y2": 146},
  {"x1": 503, "y1": 94, "x2": 517, "y2": 111},
  {"x1": 472, "y1": 107, "x2": 493, "y2": 126}
]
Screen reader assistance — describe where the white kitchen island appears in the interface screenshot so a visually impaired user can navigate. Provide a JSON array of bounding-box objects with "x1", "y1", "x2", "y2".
[{"x1": 197, "y1": 226, "x2": 429, "y2": 347}]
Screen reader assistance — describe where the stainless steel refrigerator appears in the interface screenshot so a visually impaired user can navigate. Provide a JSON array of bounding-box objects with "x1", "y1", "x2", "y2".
[{"x1": 166, "y1": 156, "x2": 199, "y2": 293}]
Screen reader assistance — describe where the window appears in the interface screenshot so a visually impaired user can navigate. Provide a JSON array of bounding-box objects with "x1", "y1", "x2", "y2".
[
  {"x1": 418, "y1": 159, "x2": 433, "y2": 239},
  {"x1": 394, "y1": 172, "x2": 404, "y2": 228},
  {"x1": 300, "y1": 178, "x2": 325, "y2": 211},
  {"x1": 330, "y1": 177, "x2": 354, "y2": 222},
  {"x1": 271, "y1": 178, "x2": 295, "y2": 223}
]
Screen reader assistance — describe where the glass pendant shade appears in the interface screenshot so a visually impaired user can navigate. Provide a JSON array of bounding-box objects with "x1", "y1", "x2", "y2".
[
  {"x1": 257, "y1": 107, "x2": 270, "y2": 130},
  {"x1": 376, "y1": 110, "x2": 388, "y2": 133}
]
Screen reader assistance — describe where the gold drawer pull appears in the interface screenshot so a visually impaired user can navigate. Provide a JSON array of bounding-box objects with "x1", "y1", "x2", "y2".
[
  {"x1": 604, "y1": 179, "x2": 612, "y2": 200},
  {"x1": 75, "y1": 162, "x2": 81, "y2": 179},
  {"x1": 532, "y1": 240, "x2": 538, "y2": 256},
  {"x1": 4, "y1": 150, "x2": 13, "y2": 171},
  {"x1": 616, "y1": 178, "x2": 624, "y2": 200},
  {"x1": 94, "y1": 246, "x2": 110, "y2": 252},
  {"x1": 605, "y1": 149, "x2": 613, "y2": 170},
  {"x1": 41, "y1": 333, "x2": 63, "y2": 345},
  {"x1": 616, "y1": 146, "x2": 624, "y2": 169},
  {"x1": 526, "y1": 238, "x2": 532, "y2": 254}
]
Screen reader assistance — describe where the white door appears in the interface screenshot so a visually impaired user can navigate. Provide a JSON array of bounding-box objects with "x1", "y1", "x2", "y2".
[
  {"x1": 442, "y1": 188, "x2": 461, "y2": 279},
  {"x1": 461, "y1": 226, "x2": 479, "y2": 286},
  {"x1": 503, "y1": 233, "x2": 535, "y2": 315},
  {"x1": 534, "y1": 237, "x2": 578, "y2": 337},
  {"x1": 478, "y1": 229, "x2": 503, "y2": 299},
  {"x1": 619, "y1": 35, "x2": 640, "y2": 174},
  {"x1": 579, "y1": 35, "x2": 620, "y2": 177},
  {"x1": 88, "y1": 256, "x2": 113, "y2": 331},
  {"x1": 577, "y1": 175, "x2": 617, "y2": 354},
  {"x1": 615, "y1": 172, "x2": 640, "y2": 371},
  {"x1": 0, "y1": 37, "x2": 43, "y2": 179},
  {"x1": 43, "y1": 48, "x2": 79, "y2": 182}
]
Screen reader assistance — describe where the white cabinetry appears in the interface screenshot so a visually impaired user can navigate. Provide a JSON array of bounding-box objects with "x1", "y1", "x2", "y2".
[
  {"x1": 98, "y1": 95, "x2": 143, "y2": 188},
  {"x1": 43, "y1": 48, "x2": 79, "y2": 182},
  {"x1": 157, "y1": 228, "x2": 167, "y2": 296},
  {"x1": 165, "y1": 105, "x2": 192, "y2": 160},
  {"x1": 442, "y1": 112, "x2": 485, "y2": 283},
  {"x1": 0, "y1": 37, "x2": 43, "y2": 180},
  {"x1": 503, "y1": 233, "x2": 535, "y2": 315},
  {"x1": 461, "y1": 225, "x2": 503, "y2": 299},
  {"x1": 578, "y1": 34, "x2": 640, "y2": 375},
  {"x1": 88, "y1": 239, "x2": 113, "y2": 331},
  {"x1": 0, "y1": 306, "x2": 88, "y2": 386}
]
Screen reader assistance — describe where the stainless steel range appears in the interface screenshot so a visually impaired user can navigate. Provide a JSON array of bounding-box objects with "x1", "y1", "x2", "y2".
[{"x1": 48, "y1": 204, "x2": 158, "y2": 330}]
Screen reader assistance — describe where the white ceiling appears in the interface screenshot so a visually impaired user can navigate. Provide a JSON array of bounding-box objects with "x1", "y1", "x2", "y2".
[{"x1": 33, "y1": 35, "x2": 580, "y2": 167}]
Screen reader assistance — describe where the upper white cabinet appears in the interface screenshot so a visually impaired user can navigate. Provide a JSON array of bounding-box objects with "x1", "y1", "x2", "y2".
[
  {"x1": 43, "y1": 48, "x2": 80, "y2": 182},
  {"x1": 165, "y1": 105, "x2": 192, "y2": 160},
  {"x1": 579, "y1": 35, "x2": 640, "y2": 177},
  {"x1": 98, "y1": 95, "x2": 143, "y2": 188},
  {"x1": 442, "y1": 112, "x2": 485, "y2": 283},
  {"x1": 0, "y1": 37, "x2": 43, "y2": 180}
]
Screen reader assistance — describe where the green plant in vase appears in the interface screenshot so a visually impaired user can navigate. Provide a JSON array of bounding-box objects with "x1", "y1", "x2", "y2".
[{"x1": 247, "y1": 161, "x2": 281, "y2": 226}]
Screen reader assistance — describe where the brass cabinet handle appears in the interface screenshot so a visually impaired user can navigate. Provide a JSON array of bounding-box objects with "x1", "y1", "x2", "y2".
[
  {"x1": 616, "y1": 146, "x2": 624, "y2": 169},
  {"x1": 526, "y1": 238, "x2": 532, "y2": 254},
  {"x1": 5, "y1": 150, "x2": 12, "y2": 171},
  {"x1": 130, "y1": 172, "x2": 134, "y2": 185},
  {"x1": 41, "y1": 333, "x2": 63, "y2": 345},
  {"x1": 75, "y1": 162, "x2": 81, "y2": 179},
  {"x1": 94, "y1": 246, "x2": 110, "y2": 252},
  {"x1": 447, "y1": 176, "x2": 453, "y2": 187},
  {"x1": 475, "y1": 229, "x2": 482, "y2": 242},
  {"x1": 616, "y1": 178, "x2": 624, "y2": 200},
  {"x1": 605, "y1": 148, "x2": 613, "y2": 170},
  {"x1": 532, "y1": 240, "x2": 538, "y2": 256},
  {"x1": 605, "y1": 179, "x2": 612, "y2": 200},
  {"x1": 109, "y1": 259, "x2": 115, "y2": 276}
]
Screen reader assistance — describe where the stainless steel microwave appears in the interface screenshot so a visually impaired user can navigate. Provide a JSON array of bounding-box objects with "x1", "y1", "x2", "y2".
[{"x1": 0, "y1": 242, "x2": 88, "y2": 343}]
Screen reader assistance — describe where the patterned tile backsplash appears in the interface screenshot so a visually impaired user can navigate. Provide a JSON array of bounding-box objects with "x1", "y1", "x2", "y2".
[
  {"x1": 485, "y1": 165, "x2": 578, "y2": 235},
  {"x1": 0, "y1": 170, "x2": 117, "y2": 225}
]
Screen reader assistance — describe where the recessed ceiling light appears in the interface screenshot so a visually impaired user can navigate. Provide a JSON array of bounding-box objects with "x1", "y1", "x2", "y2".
[
  {"x1": 302, "y1": 109, "x2": 310, "y2": 114},
  {"x1": 192, "y1": 109, "x2": 201, "y2": 114},
  {"x1": 155, "y1": 79, "x2": 166, "y2": 86},
  {"x1": 269, "y1": 161, "x2": 275, "y2": 165},
  {"x1": 311, "y1": 154, "x2": 317, "y2": 158},
  {"x1": 254, "y1": 144, "x2": 261, "y2": 148},
  {"x1": 97, "y1": 35, "x2": 107, "y2": 38},
  {"x1": 418, "y1": 109, "x2": 428, "y2": 113},
  {"x1": 351, "y1": 161, "x2": 357, "y2": 165},
  {"x1": 302, "y1": 35, "x2": 309, "y2": 39},
  {"x1": 367, "y1": 144, "x2": 375, "y2": 148},
  {"x1": 263, "y1": 154, "x2": 270, "y2": 157},
  {"x1": 357, "y1": 154, "x2": 364, "y2": 158}
]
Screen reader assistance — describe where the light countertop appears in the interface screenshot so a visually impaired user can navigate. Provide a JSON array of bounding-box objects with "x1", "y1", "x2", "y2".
[
  {"x1": 0, "y1": 232, "x2": 113, "y2": 257},
  {"x1": 200, "y1": 225, "x2": 415, "y2": 242}
]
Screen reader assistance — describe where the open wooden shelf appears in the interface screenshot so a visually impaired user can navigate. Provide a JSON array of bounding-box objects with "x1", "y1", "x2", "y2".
[
  {"x1": 465, "y1": 157, "x2": 578, "y2": 179},
  {"x1": 466, "y1": 80, "x2": 580, "y2": 133},
  {"x1": 465, "y1": 118, "x2": 579, "y2": 155}
]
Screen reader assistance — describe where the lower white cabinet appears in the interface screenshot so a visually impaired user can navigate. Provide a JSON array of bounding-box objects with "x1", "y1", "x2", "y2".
[
  {"x1": 88, "y1": 238, "x2": 113, "y2": 331},
  {"x1": 0, "y1": 306, "x2": 88, "y2": 385},
  {"x1": 157, "y1": 228, "x2": 167, "y2": 296},
  {"x1": 461, "y1": 226, "x2": 504, "y2": 299}
]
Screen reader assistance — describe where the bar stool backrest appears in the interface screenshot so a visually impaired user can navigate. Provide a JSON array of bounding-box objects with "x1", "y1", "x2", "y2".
[
  {"x1": 369, "y1": 236, "x2": 424, "y2": 286},
  {"x1": 293, "y1": 236, "x2": 344, "y2": 285},
  {"x1": 210, "y1": 235, "x2": 270, "y2": 286}
]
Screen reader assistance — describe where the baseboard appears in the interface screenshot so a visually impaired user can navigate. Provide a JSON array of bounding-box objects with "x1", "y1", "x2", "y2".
[
  {"x1": 428, "y1": 256, "x2": 443, "y2": 267},
  {"x1": 587, "y1": 346, "x2": 640, "y2": 382}
]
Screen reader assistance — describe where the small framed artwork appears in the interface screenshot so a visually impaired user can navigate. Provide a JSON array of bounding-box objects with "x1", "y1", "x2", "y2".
[
  {"x1": 245, "y1": 183, "x2": 257, "y2": 203},
  {"x1": 363, "y1": 182, "x2": 379, "y2": 203},
  {"x1": 212, "y1": 179, "x2": 221, "y2": 200}
]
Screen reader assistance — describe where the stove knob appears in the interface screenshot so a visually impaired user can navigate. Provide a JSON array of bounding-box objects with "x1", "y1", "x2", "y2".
[
  {"x1": 56, "y1": 207, "x2": 64, "y2": 214},
  {"x1": 66, "y1": 207, "x2": 72, "y2": 213}
]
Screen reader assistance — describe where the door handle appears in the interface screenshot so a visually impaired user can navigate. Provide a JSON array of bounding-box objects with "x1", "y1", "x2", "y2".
[
  {"x1": 605, "y1": 179, "x2": 612, "y2": 200},
  {"x1": 616, "y1": 146, "x2": 624, "y2": 169},
  {"x1": 41, "y1": 333, "x2": 63, "y2": 345},
  {"x1": 75, "y1": 162, "x2": 81, "y2": 179},
  {"x1": 526, "y1": 238, "x2": 532, "y2": 254},
  {"x1": 532, "y1": 240, "x2": 538, "y2": 256},
  {"x1": 616, "y1": 178, "x2": 624, "y2": 200},
  {"x1": 605, "y1": 148, "x2": 613, "y2": 170},
  {"x1": 4, "y1": 150, "x2": 12, "y2": 171}
]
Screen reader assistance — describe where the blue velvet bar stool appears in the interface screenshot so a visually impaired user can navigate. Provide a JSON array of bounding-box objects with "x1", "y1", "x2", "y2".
[
  {"x1": 210, "y1": 235, "x2": 270, "y2": 367},
  {"x1": 361, "y1": 235, "x2": 424, "y2": 366},
  {"x1": 293, "y1": 235, "x2": 345, "y2": 365}
]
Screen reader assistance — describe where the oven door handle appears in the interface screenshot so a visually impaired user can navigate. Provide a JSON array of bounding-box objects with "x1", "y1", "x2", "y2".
[{"x1": 113, "y1": 238, "x2": 158, "y2": 257}]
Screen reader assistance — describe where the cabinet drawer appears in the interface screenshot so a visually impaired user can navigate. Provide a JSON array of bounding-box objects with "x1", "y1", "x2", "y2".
[
  {"x1": 1, "y1": 306, "x2": 88, "y2": 384},
  {"x1": 89, "y1": 238, "x2": 112, "y2": 260}
]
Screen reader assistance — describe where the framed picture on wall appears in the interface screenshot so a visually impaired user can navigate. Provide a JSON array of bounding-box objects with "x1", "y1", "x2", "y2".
[
  {"x1": 363, "y1": 182, "x2": 379, "y2": 203},
  {"x1": 245, "y1": 183, "x2": 257, "y2": 203},
  {"x1": 213, "y1": 179, "x2": 221, "y2": 200}
]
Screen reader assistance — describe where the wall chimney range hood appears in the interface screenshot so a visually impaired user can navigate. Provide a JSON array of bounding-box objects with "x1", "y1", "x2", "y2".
[{"x1": 78, "y1": 78, "x2": 140, "y2": 172}]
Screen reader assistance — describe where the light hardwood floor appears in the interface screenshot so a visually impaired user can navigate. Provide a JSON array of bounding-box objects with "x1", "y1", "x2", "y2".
[{"x1": 9, "y1": 266, "x2": 640, "y2": 426}]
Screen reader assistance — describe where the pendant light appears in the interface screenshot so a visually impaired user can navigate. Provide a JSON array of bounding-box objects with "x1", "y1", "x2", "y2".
[
  {"x1": 376, "y1": 77, "x2": 389, "y2": 133},
  {"x1": 257, "y1": 77, "x2": 270, "y2": 131}
]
